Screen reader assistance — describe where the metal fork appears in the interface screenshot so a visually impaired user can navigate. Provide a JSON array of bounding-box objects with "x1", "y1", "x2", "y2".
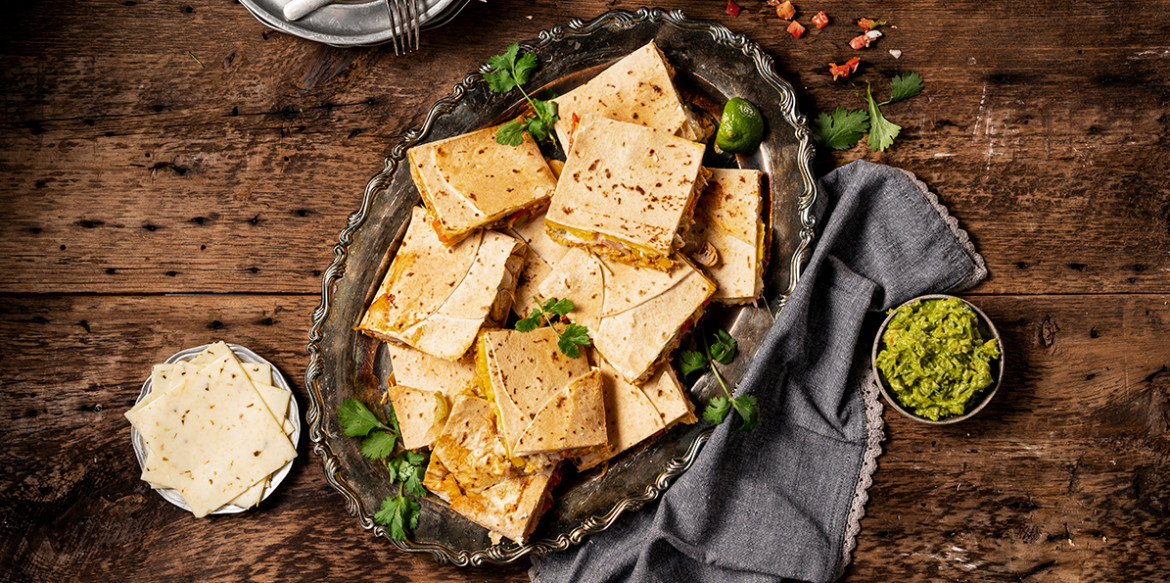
[{"x1": 384, "y1": 0, "x2": 421, "y2": 54}]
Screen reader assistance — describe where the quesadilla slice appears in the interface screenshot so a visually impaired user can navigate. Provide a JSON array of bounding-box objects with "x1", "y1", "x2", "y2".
[
  {"x1": 571, "y1": 357, "x2": 697, "y2": 471},
  {"x1": 408, "y1": 125, "x2": 558, "y2": 245},
  {"x1": 386, "y1": 383, "x2": 449, "y2": 450},
  {"x1": 385, "y1": 342, "x2": 478, "y2": 401},
  {"x1": 475, "y1": 327, "x2": 607, "y2": 457},
  {"x1": 356, "y1": 206, "x2": 525, "y2": 361},
  {"x1": 422, "y1": 395, "x2": 556, "y2": 544},
  {"x1": 507, "y1": 210, "x2": 570, "y2": 318},
  {"x1": 551, "y1": 41, "x2": 706, "y2": 149},
  {"x1": 684, "y1": 168, "x2": 768, "y2": 304},
  {"x1": 545, "y1": 116, "x2": 708, "y2": 271},
  {"x1": 537, "y1": 247, "x2": 716, "y2": 383}
]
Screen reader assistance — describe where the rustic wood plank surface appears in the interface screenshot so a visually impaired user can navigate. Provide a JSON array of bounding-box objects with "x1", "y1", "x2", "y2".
[{"x1": 1, "y1": 0, "x2": 1168, "y2": 582}]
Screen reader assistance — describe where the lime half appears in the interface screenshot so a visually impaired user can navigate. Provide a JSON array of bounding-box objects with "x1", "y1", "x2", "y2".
[{"x1": 716, "y1": 97, "x2": 765, "y2": 153}]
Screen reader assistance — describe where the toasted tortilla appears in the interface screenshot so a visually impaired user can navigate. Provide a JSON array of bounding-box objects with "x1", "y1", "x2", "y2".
[
  {"x1": 552, "y1": 41, "x2": 705, "y2": 148},
  {"x1": 385, "y1": 341, "x2": 478, "y2": 401},
  {"x1": 685, "y1": 168, "x2": 767, "y2": 303},
  {"x1": 356, "y1": 206, "x2": 525, "y2": 361},
  {"x1": 388, "y1": 383, "x2": 449, "y2": 450},
  {"x1": 408, "y1": 125, "x2": 558, "y2": 245},
  {"x1": 545, "y1": 116, "x2": 707, "y2": 271},
  {"x1": 476, "y1": 328, "x2": 606, "y2": 456},
  {"x1": 537, "y1": 247, "x2": 716, "y2": 383},
  {"x1": 507, "y1": 210, "x2": 570, "y2": 318},
  {"x1": 513, "y1": 368, "x2": 607, "y2": 457},
  {"x1": 430, "y1": 396, "x2": 514, "y2": 491},
  {"x1": 572, "y1": 358, "x2": 697, "y2": 470}
]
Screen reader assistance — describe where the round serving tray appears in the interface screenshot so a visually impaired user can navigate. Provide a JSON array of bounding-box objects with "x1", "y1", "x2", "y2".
[{"x1": 305, "y1": 8, "x2": 817, "y2": 565}]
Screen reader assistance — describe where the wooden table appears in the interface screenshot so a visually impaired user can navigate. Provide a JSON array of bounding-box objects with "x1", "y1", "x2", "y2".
[{"x1": 3, "y1": 0, "x2": 1168, "y2": 581}]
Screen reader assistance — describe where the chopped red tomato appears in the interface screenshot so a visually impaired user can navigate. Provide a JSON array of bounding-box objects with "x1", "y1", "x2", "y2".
[
  {"x1": 812, "y1": 11, "x2": 829, "y2": 28},
  {"x1": 431, "y1": 217, "x2": 449, "y2": 243},
  {"x1": 828, "y1": 57, "x2": 861, "y2": 80},
  {"x1": 725, "y1": 0, "x2": 741, "y2": 17},
  {"x1": 567, "y1": 112, "x2": 581, "y2": 153},
  {"x1": 858, "y1": 18, "x2": 875, "y2": 30},
  {"x1": 849, "y1": 34, "x2": 871, "y2": 50},
  {"x1": 774, "y1": 0, "x2": 796, "y2": 20},
  {"x1": 787, "y1": 20, "x2": 805, "y2": 39}
]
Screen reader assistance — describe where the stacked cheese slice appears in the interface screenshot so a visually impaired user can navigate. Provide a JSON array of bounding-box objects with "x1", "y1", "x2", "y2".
[{"x1": 125, "y1": 342, "x2": 297, "y2": 517}]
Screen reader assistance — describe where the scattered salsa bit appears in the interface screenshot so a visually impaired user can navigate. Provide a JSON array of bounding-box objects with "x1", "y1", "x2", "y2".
[
  {"x1": 875, "y1": 298, "x2": 1001, "y2": 422},
  {"x1": 858, "y1": 18, "x2": 888, "y2": 30},
  {"x1": 849, "y1": 34, "x2": 872, "y2": 50},
  {"x1": 767, "y1": 0, "x2": 796, "y2": 20},
  {"x1": 828, "y1": 57, "x2": 861, "y2": 80},
  {"x1": 812, "y1": 11, "x2": 830, "y2": 28},
  {"x1": 725, "y1": 0, "x2": 741, "y2": 17},
  {"x1": 787, "y1": 20, "x2": 806, "y2": 39}
]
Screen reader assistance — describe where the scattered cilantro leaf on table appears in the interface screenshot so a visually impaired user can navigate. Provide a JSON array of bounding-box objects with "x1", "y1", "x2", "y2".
[
  {"x1": 885, "y1": 72, "x2": 924, "y2": 104},
  {"x1": 515, "y1": 297, "x2": 592, "y2": 358},
  {"x1": 865, "y1": 84, "x2": 902, "y2": 152},
  {"x1": 813, "y1": 107, "x2": 870, "y2": 150},
  {"x1": 485, "y1": 43, "x2": 559, "y2": 146},
  {"x1": 679, "y1": 329, "x2": 759, "y2": 432}
]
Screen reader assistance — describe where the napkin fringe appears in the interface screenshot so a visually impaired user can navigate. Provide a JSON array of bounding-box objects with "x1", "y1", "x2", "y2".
[{"x1": 835, "y1": 368, "x2": 885, "y2": 580}]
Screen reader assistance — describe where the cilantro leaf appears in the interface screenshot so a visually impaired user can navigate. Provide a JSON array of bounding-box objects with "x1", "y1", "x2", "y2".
[
  {"x1": 513, "y1": 51, "x2": 539, "y2": 86},
  {"x1": 547, "y1": 298, "x2": 574, "y2": 318},
  {"x1": 813, "y1": 107, "x2": 870, "y2": 150},
  {"x1": 389, "y1": 451, "x2": 428, "y2": 497},
  {"x1": 374, "y1": 494, "x2": 420, "y2": 541},
  {"x1": 515, "y1": 307, "x2": 542, "y2": 332},
  {"x1": 525, "y1": 117, "x2": 551, "y2": 143},
  {"x1": 360, "y1": 431, "x2": 398, "y2": 460},
  {"x1": 731, "y1": 395, "x2": 760, "y2": 432},
  {"x1": 495, "y1": 119, "x2": 525, "y2": 146},
  {"x1": 338, "y1": 398, "x2": 391, "y2": 437},
  {"x1": 484, "y1": 43, "x2": 521, "y2": 93},
  {"x1": 887, "y1": 72, "x2": 923, "y2": 104},
  {"x1": 709, "y1": 329, "x2": 738, "y2": 365},
  {"x1": 865, "y1": 84, "x2": 901, "y2": 151},
  {"x1": 703, "y1": 396, "x2": 732, "y2": 424},
  {"x1": 679, "y1": 349, "x2": 708, "y2": 379},
  {"x1": 557, "y1": 323, "x2": 592, "y2": 358}
]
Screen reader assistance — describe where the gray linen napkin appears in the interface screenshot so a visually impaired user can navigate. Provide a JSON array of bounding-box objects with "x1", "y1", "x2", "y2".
[{"x1": 530, "y1": 161, "x2": 987, "y2": 583}]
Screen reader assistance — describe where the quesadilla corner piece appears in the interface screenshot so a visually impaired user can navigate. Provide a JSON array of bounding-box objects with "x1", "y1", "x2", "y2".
[
  {"x1": 356, "y1": 206, "x2": 525, "y2": 361},
  {"x1": 507, "y1": 210, "x2": 571, "y2": 319},
  {"x1": 686, "y1": 167, "x2": 767, "y2": 304},
  {"x1": 475, "y1": 327, "x2": 606, "y2": 457},
  {"x1": 538, "y1": 247, "x2": 716, "y2": 384},
  {"x1": 423, "y1": 394, "x2": 556, "y2": 544},
  {"x1": 407, "y1": 124, "x2": 558, "y2": 245},
  {"x1": 387, "y1": 382, "x2": 449, "y2": 451},
  {"x1": 571, "y1": 358, "x2": 697, "y2": 471},
  {"x1": 552, "y1": 41, "x2": 707, "y2": 149},
  {"x1": 544, "y1": 116, "x2": 708, "y2": 272}
]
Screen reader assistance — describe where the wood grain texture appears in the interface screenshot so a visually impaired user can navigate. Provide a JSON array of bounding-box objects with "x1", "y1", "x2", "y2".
[{"x1": 2, "y1": 0, "x2": 1169, "y2": 581}]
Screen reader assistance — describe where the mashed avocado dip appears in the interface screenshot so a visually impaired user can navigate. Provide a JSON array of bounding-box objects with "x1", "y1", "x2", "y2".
[{"x1": 875, "y1": 297, "x2": 1001, "y2": 421}]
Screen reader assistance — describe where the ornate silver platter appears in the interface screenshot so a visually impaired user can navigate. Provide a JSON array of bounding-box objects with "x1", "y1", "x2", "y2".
[{"x1": 305, "y1": 8, "x2": 817, "y2": 565}]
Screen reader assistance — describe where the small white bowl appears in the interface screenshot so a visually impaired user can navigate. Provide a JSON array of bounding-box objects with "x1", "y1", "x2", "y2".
[
  {"x1": 871, "y1": 295, "x2": 1003, "y2": 425},
  {"x1": 130, "y1": 343, "x2": 300, "y2": 514}
]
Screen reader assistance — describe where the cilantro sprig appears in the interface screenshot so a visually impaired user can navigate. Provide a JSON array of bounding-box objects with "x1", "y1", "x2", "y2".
[
  {"x1": 338, "y1": 398, "x2": 428, "y2": 541},
  {"x1": 679, "y1": 329, "x2": 759, "y2": 432},
  {"x1": 813, "y1": 72, "x2": 924, "y2": 152},
  {"x1": 485, "y1": 43, "x2": 559, "y2": 146},
  {"x1": 516, "y1": 297, "x2": 592, "y2": 358}
]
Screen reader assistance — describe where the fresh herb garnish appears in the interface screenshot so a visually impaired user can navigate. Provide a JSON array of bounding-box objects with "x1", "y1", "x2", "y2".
[
  {"x1": 485, "y1": 43, "x2": 559, "y2": 146},
  {"x1": 516, "y1": 297, "x2": 592, "y2": 358},
  {"x1": 338, "y1": 398, "x2": 427, "y2": 541},
  {"x1": 813, "y1": 72, "x2": 924, "y2": 152},
  {"x1": 679, "y1": 329, "x2": 759, "y2": 432}
]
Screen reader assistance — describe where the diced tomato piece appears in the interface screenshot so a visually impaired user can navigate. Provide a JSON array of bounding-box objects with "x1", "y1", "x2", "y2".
[
  {"x1": 787, "y1": 20, "x2": 805, "y2": 39},
  {"x1": 812, "y1": 11, "x2": 829, "y2": 28},
  {"x1": 775, "y1": 0, "x2": 795, "y2": 20},
  {"x1": 725, "y1": 0, "x2": 740, "y2": 17},
  {"x1": 828, "y1": 57, "x2": 861, "y2": 80},
  {"x1": 849, "y1": 34, "x2": 871, "y2": 50},
  {"x1": 858, "y1": 18, "x2": 876, "y2": 30}
]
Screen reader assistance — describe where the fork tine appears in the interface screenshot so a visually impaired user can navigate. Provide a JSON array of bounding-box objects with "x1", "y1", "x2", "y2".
[
  {"x1": 408, "y1": 0, "x2": 420, "y2": 51},
  {"x1": 383, "y1": 0, "x2": 403, "y2": 55}
]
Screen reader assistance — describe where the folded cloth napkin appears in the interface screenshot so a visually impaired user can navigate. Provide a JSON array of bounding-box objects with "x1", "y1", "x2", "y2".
[{"x1": 530, "y1": 160, "x2": 987, "y2": 583}]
